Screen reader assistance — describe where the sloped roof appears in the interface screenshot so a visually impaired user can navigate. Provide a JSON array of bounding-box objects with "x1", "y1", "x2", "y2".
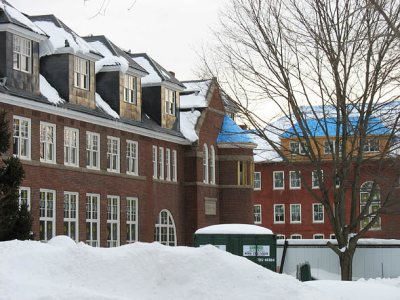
[
  {"x1": 180, "y1": 80, "x2": 212, "y2": 109},
  {"x1": 83, "y1": 35, "x2": 147, "y2": 75},
  {"x1": 29, "y1": 14, "x2": 100, "y2": 57},
  {"x1": 0, "y1": 1, "x2": 45, "y2": 35},
  {"x1": 130, "y1": 53, "x2": 185, "y2": 88},
  {"x1": 217, "y1": 115, "x2": 255, "y2": 144}
]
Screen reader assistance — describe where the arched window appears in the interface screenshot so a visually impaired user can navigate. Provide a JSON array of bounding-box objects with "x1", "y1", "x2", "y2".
[
  {"x1": 154, "y1": 209, "x2": 177, "y2": 246},
  {"x1": 360, "y1": 181, "x2": 381, "y2": 230},
  {"x1": 210, "y1": 145, "x2": 216, "y2": 184},
  {"x1": 203, "y1": 144, "x2": 209, "y2": 183}
]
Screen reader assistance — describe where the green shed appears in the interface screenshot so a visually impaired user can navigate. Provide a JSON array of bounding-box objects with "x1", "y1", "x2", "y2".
[{"x1": 194, "y1": 224, "x2": 277, "y2": 271}]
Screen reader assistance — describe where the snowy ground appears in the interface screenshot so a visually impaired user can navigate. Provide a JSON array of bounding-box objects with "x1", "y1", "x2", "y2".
[{"x1": 0, "y1": 237, "x2": 399, "y2": 300}]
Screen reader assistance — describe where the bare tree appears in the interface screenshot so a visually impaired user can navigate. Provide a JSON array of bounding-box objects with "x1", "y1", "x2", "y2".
[{"x1": 201, "y1": 0, "x2": 400, "y2": 280}]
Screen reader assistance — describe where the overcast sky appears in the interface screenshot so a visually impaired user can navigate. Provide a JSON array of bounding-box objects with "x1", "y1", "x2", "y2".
[{"x1": 9, "y1": 0, "x2": 228, "y2": 80}]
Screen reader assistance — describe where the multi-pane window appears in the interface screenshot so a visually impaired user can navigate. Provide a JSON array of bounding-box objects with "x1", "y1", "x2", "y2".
[
  {"x1": 152, "y1": 146, "x2": 158, "y2": 179},
  {"x1": 324, "y1": 140, "x2": 343, "y2": 154},
  {"x1": 289, "y1": 141, "x2": 306, "y2": 155},
  {"x1": 276, "y1": 234, "x2": 285, "y2": 240},
  {"x1": 154, "y1": 209, "x2": 177, "y2": 246},
  {"x1": 274, "y1": 204, "x2": 285, "y2": 223},
  {"x1": 172, "y1": 150, "x2": 177, "y2": 181},
  {"x1": 330, "y1": 234, "x2": 336, "y2": 239},
  {"x1": 254, "y1": 204, "x2": 262, "y2": 224},
  {"x1": 39, "y1": 189, "x2": 56, "y2": 242},
  {"x1": 13, "y1": 35, "x2": 31, "y2": 73},
  {"x1": 289, "y1": 171, "x2": 301, "y2": 189},
  {"x1": 273, "y1": 171, "x2": 284, "y2": 189},
  {"x1": 126, "y1": 197, "x2": 138, "y2": 243},
  {"x1": 159, "y1": 147, "x2": 164, "y2": 180},
  {"x1": 165, "y1": 89, "x2": 176, "y2": 116},
  {"x1": 64, "y1": 192, "x2": 78, "y2": 242},
  {"x1": 165, "y1": 148, "x2": 171, "y2": 181},
  {"x1": 13, "y1": 116, "x2": 31, "y2": 159},
  {"x1": 40, "y1": 122, "x2": 56, "y2": 163},
  {"x1": 363, "y1": 139, "x2": 380, "y2": 152},
  {"x1": 107, "y1": 136, "x2": 120, "y2": 173},
  {"x1": 313, "y1": 203, "x2": 324, "y2": 223},
  {"x1": 290, "y1": 204, "x2": 301, "y2": 223},
  {"x1": 313, "y1": 234, "x2": 324, "y2": 239},
  {"x1": 210, "y1": 146, "x2": 216, "y2": 184},
  {"x1": 126, "y1": 140, "x2": 138, "y2": 175},
  {"x1": 74, "y1": 56, "x2": 89, "y2": 90},
  {"x1": 290, "y1": 234, "x2": 302, "y2": 239},
  {"x1": 312, "y1": 170, "x2": 323, "y2": 189},
  {"x1": 86, "y1": 194, "x2": 100, "y2": 247},
  {"x1": 254, "y1": 172, "x2": 261, "y2": 190},
  {"x1": 203, "y1": 144, "x2": 209, "y2": 183},
  {"x1": 18, "y1": 187, "x2": 30, "y2": 209},
  {"x1": 107, "y1": 196, "x2": 120, "y2": 247},
  {"x1": 64, "y1": 127, "x2": 79, "y2": 167},
  {"x1": 360, "y1": 181, "x2": 381, "y2": 230},
  {"x1": 86, "y1": 132, "x2": 100, "y2": 169},
  {"x1": 123, "y1": 74, "x2": 137, "y2": 104}
]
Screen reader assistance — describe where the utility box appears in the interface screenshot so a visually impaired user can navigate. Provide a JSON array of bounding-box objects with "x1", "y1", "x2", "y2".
[{"x1": 194, "y1": 224, "x2": 277, "y2": 271}]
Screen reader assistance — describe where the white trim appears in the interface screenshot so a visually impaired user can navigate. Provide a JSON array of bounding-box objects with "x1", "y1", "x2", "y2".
[
  {"x1": 159, "y1": 147, "x2": 164, "y2": 180},
  {"x1": 253, "y1": 204, "x2": 262, "y2": 224},
  {"x1": 290, "y1": 204, "x2": 302, "y2": 223},
  {"x1": 254, "y1": 171, "x2": 261, "y2": 190},
  {"x1": 290, "y1": 234, "x2": 302, "y2": 239},
  {"x1": 155, "y1": 209, "x2": 177, "y2": 246},
  {"x1": 313, "y1": 234, "x2": 324, "y2": 239},
  {"x1": 39, "y1": 121, "x2": 56, "y2": 164},
  {"x1": 210, "y1": 145, "x2": 216, "y2": 184},
  {"x1": 312, "y1": 170, "x2": 323, "y2": 189},
  {"x1": 172, "y1": 150, "x2": 177, "y2": 182},
  {"x1": 107, "y1": 195, "x2": 120, "y2": 247},
  {"x1": 273, "y1": 171, "x2": 284, "y2": 190},
  {"x1": 289, "y1": 171, "x2": 301, "y2": 189},
  {"x1": 86, "y1": 131, "x2": 100, "y2": 170},
  {"x1": 86, "y1": 193, "x2": 100, "y2": 247},
  {"x1": 152, "y1": 145, "x2": 158, "y2": 179},
  {"x1": 273, "y1": 204, "x2": 285, "y2": 224},
  {"x1": 203, "y1": 144, "x2": 209, "y2": 183},
  {"x1": 276, "y1": 234, "x2": 285, "y2": 240},
  {"x1": 126, "y1": 197, "x2": 138, "y2": 243},
  {"x1": 166, "y1": 148, "x2": 171, "y2": 181},
  {"x1": 126, "y1": 140, "x2": 139, "y2": 176},
  {"x1": 63, "y1": 191, "x2": 79, "y2": 242},
  {"x1": 39, "y1": 188, "x2": 56, "y2": 242},
  {"x1": 107, "y1": 136, "x2": 120, "y2": 173},
  {"x1": 18, "y1": 187, "x2": 31, "y2": 210},
  {"x1": 13, "y1": 115, "x2": 31, "y2": 160},
  {"x1": 64, "y1": 127, "x2": 79, "y2": 167},
  {"x1": 312, "y1": 203, "x2": 324, "y2": 223},
  {"x1": 0, "y1": 23, "x2": 47, "y2": 41}
]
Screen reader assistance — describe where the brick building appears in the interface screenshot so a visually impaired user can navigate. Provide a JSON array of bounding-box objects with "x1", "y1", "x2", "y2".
[{"x1": 0, "y1": 1, "x2": 256, "y2": 247}]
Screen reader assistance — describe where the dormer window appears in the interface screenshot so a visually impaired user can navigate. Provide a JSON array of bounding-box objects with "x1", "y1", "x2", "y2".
[
  {"x1": 165, "y1": 88, "x2": 176, "y2": 116},
  {"x1": 123, "y1": 74, "x2": 137, "y2": 104},
  {"x1": 74, "y1": 57, "x2": 89, "y2": 90},
  {"x1": 13, "y1": 35, "x2": 31, "y2": 73}
]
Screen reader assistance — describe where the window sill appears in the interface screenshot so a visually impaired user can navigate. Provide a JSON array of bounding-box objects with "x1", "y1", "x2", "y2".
[{"x1": 273, "y1": 187, "x2": 284, "y2": 190}]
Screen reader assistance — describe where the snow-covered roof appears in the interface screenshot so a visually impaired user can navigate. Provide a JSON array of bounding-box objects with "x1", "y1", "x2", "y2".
[
  {"x1": 217, "y1": 116, "x2": 255, "y2": 144},
  {"x1": 95, "y1": 93, "x2": 119, "y2": 119},
  {"x1": 29, "y1": 15, "x2": 100, "y2": 57},
  {"x1": 0, "y1": 1, "x2": 46, "y2": 35},
  {"x1": 130, "y1": 53, "x2": 185, "y2": 88},
  {"x1": 83, "y1": 35, "x2": 147, "y2": 75},
  {"x1": 195, "y1": 224, "x2": 273, "y2": 235},
  {"x1": 180, "y1": 80, "x2": 212, "y2": 109},
  {"x1": 39, "y1": 75, "x2": 65, "y2": 105},
  {"x1": 179, "y1": 110, "x2": 201, "y2": 142}
]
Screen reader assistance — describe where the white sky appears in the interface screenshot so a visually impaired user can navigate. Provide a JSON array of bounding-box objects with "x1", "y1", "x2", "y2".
[{"x1": 9, "y1": 0, "x2": 228, "y2": 80}]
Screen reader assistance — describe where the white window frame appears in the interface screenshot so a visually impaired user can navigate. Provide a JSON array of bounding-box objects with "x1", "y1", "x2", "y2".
[
  {"x1": 289, "y1": 141, "x2": 306, "y2": 155},
  {"x1": 360, "y1": 181, "x2": 381, "y2": 230},
  {"x1": 39, "y1": 189, "x2": 56, "y2": 242},
  {"x1": 165, "y1": 148, "x2": 171, "y2": 181},
  {"x1": 165, "y1": 88, "x2": 176, "y2": 116},
  {"x1": 254, "y1": 204, "x2": 262, "y2": 224},
  {"x1": 312, "y1": 170, "x2": 323, "y2": 189},
  {"x1": 107, "y1": 195, "x2": 120, "y2": 247},
  {"x1": 13, "y1": 35, "x2": 31, "y2": 73},
  {"x1": 159, "y1": 147, "x2": 164, "y2": 180},
  {"x1": 274, "y1": 204, "x2": 285, "y2": 224},
  {"x1": 312, "y1": 203, "x2": 324, "y2": 223},
  {"x1": 276, "y1": 234, "x2": 285, "y2": 240},
  {"x1": 74, "y1": 56, "x2": 90, "y2": 90},
  {"x1": 86, "y1": 193, "x2": 100, "y2": 247},
  {"x1": 107, "y1": 136, "x2": 120, "y2": 173},
  {"x1": 209, "y1": 145, "x2": 216, "y2": 184},
  {"x1": 290, "y1": 234, "x2": 302, "y2": 239},
  {"x1": 64, "y1": 127, "x2": 79, "y2": 167},
  {"x1": 18, "y1": 187, "x2": 31, "y2": 210},
  {"x1": 126, "y1": 197, "x2": 138, "y2": 243},
  {"x1": 203, "y1": 144, "x2": 209, "y2": 183},
  {"x1": 290, "y1": 204, "x2": 301, "y2": 223},
  {"x1": 289, "y1": 171, "x2": 301, "y2": 189},
  {"x1": 363, "y1": 138, "x2": 380, "y2": 153},
  {"x1": 330, "y1": 234, "x2": 336, "y2": 240},
  {"x1": 86, "y1": 132, "x2": 100, "y2": 170},
  {"x1": 126, "y1": 140, "x2": 139, "y2": 176},
  {"x1": 313, "y1": 234, "x2": 324, "y2": 239},
  {"x1": 123, "y1": 74, "x2": 137, "y2": 104},
  {"x1": 64, "y1": 192, "x2": 79, "y2": 242},
  {"x1": 172, "y1": 150, "x2": 177, "y2": 181},
  {"x1": 254, "y1": 172, "x2": 261, "y2": 190},
  {"x1": 324, "y1": 140, "x2": 343, "y2": 155},
  {"x1": 40, "y1": 122, "x2": 56, "y2": 164},
  {"x1": 13, "y1": 116, "x2": 31, "y2": 160},
  {"x1": 273, "y1": 171, "x2": 284, "y2": 190},
  {"x1": 154, "y1": 209, "x2": 177, "y2": 246},
  {"x1": 152, "y1": 146, "x2": 158, "y2": 179}
]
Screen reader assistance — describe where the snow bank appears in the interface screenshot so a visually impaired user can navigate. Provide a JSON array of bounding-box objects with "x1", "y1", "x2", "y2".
[
  {"x1": 0, "y1": 237, "x2": 399, "y2": 300},
  {"x1": 180, "y1": 110, "x2": 201, "y2": 142},
  {"x1": 39, "y1": 75, "x2": 65, "y2": 105},
  {"x1": 196, "y1": 224, "x2": 273, "y2": 235},
  {"x1": 95, "y1": 93, "x2": 119, "y2": 119}
]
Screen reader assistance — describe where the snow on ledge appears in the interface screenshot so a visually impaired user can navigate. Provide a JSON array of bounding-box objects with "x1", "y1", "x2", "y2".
[
  {"x1": 95, "y1": 93, "x2": 119, "y2": 119},
  {"x1": 180, "y1": 110, "x2": 201, "y2": 142},
  {"x1": 40, "y1": 75, "x2": 65, "y2": 105},
  {"x1": 195, "y1": 224, "x2": 273, "y2": 235}
]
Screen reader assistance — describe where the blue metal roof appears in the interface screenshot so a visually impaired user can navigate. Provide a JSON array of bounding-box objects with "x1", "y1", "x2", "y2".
[
  {"x1": 282, "y1": 117, "x2": 390, "y2": 138},
  {"x1": 217, "y1": 116, "x2": 255, "y2": 143}
]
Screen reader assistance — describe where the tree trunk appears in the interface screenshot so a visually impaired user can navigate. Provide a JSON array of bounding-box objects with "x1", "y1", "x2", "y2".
[{"x1": 339, "y1": 249, "x2": 355, "y2": 281}]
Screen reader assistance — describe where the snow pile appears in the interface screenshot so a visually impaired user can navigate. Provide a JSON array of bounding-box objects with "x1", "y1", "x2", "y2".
[
  {"x1": 180, "y1": 110, "x2": 201, "y2": 142},
  {"x1": 132, "y1": 56, "x2": 162, "y2": 85},
  {"x1": 2, "y1": 2, "x2": 45, "y2": 35},
  {"x1": 0, "y1": 237, "x2": 399, "y2": 300},
  {"x1": 95, "y1": 93, "x2": 119, "y2": 119},
  {"x1": 39, "y1": 75, "x2": 65, "y2": 105},
  {"x1": 88, "y1": 40, "x2": 129, "y2": 74},
  {"x1": 196, "y1": 224, "x2": 273, "y2": 235},
  {"x1": 34, "y1": 20, "x2": 97, "y2": 57},
  {"x1": 180, "y1": 80, "x2": 211, "y2": 109}
]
